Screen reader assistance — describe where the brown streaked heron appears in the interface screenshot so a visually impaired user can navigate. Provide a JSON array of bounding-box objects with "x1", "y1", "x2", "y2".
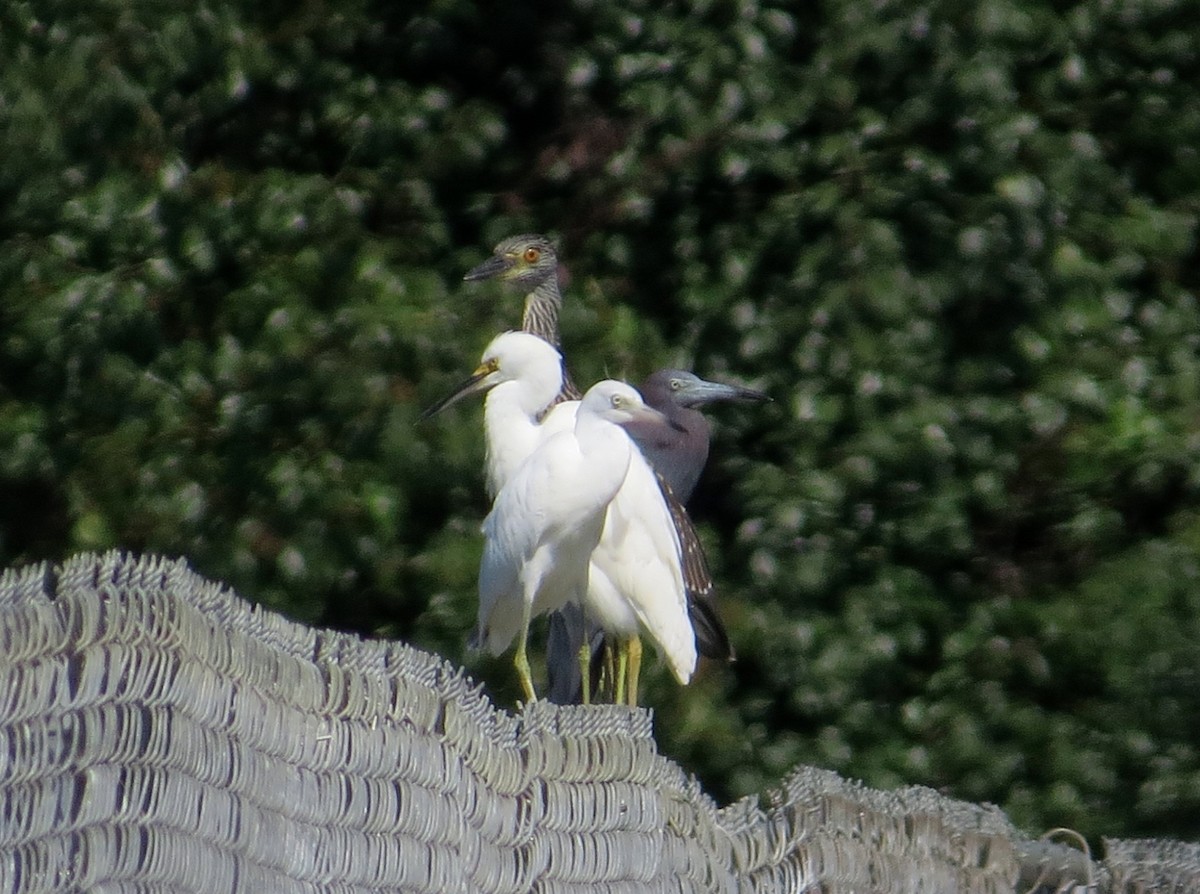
[{"x1": 463, "y1": 235, "x2": 581, "y2": 401}]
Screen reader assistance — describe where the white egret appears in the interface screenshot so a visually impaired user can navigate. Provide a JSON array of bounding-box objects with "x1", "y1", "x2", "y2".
[
  {"x1": 481, "y1": 379, "x2": 671, "y2": 702},
  {"x1": 421, "y1": 331, "x2": 563, "y2": 499},
  {"x1": 423, "y1": 331, "x2": 698, "y2": 704},
  {"x1": 547, "y1": 369, "x2": 767, "y2": 702}
]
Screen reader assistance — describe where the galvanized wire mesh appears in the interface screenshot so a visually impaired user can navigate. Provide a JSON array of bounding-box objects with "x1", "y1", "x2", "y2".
[{"x1": 0, "y1": 552, "x2": 1193, "y2": 892}]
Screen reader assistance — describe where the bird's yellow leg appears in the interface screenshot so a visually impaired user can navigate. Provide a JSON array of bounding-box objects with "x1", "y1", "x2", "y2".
[
  {"x1": 514, "y1": 606, "x2": 537, "y2": 704},
  {"x1": 577, "y1": 639, "x2": 592, "y2": 705},
  {"x1": 626, "y1": 635, "x2": 643, "y2": 707},
  {"x1": 614, "y1": 637, "x2": 629, "y2": 706}
]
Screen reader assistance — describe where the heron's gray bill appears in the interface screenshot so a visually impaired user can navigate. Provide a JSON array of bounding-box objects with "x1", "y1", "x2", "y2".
[
  {"x1": 463, "y1": 254, "x2": 511, "y2": 282},
  {"x1": 686, "y1": 379, "x2": 771, "y2": 406}
]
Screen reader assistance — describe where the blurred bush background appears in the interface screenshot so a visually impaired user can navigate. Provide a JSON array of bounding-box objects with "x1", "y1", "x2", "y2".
[{"x1": 3, "y1": 0, "x2": 1199, "y2": 844}]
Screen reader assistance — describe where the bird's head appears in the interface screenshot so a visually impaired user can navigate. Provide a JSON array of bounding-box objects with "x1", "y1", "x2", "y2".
[
  {"x1": 420, "y1": 331, "x2": 562, "y2": 419},
  {"x1": 463, "y1": 234, "x2": 558, "y2": 290},
  {"x1": 582, "y1": 381, "x2": 670, "y2": 428},
  {"x1": 644, "y1": 369, "x2": 771, "y2": 409}
]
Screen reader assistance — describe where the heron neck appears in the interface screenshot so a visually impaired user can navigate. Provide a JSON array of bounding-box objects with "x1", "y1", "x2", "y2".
[
  {"x1": 678, "y1": 406, "x2": 713, "y2": 445},
  {"x1": 523, "y1": 277, "x2": 583, "y2": 402},
  {"x1": 522, "y1": 278, "x2": 563, "y2": 346},
  {"x1": 483, "y1": 381, "x2": 555, "y2": 498},
  {"x1": 627, "y1": 407, "x2": 711, "y2": 504},
  {"x1": 668, "y1": 410, "x2": 711, "y2": 503},
  {"x1": 573, "y1": 411, "x2": 634, "y2": 487}
]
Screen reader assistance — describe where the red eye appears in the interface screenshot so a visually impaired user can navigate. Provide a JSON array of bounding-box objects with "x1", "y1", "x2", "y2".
[{"x1": 523, "y1": 248, "x2": 540, "y2": 263}]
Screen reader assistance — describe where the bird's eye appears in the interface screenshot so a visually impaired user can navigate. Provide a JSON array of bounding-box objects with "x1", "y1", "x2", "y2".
[
  {"x1": 670, "y1": 379, "x2": 683, "y2": 390},
  {"x1": 610, "y1": 393, "x2": 624, "y2": 408},
  {"x1": 523, "y1": 247, "x2": 540, "y2": 263}
]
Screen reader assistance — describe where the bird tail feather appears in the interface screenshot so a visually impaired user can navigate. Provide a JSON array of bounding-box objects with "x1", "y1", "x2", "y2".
[{"x1": 690, "y1": 596, "x2": 734, "y2": 661}]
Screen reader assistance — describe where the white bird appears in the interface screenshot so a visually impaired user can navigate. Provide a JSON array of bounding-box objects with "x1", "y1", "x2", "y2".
[
  {"x1": 476, "y1": 378, "x2": 668, "y2": 702},
  {"x1": 423, "y1": 332, "x2": 697, "y2": 704}
]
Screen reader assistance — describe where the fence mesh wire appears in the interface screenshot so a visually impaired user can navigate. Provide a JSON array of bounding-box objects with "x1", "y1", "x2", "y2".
[{"x1": 0, "y1": 552, "x2": 1194, "y2": 892}]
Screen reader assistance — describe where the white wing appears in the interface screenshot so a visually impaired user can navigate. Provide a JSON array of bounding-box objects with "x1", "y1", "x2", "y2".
[
  {"x1": 588, "y1": 446, "x2": 696, "y2": 684},
  {"x1": 475, "y1": 425, "x2": 607, "y2": 656}
]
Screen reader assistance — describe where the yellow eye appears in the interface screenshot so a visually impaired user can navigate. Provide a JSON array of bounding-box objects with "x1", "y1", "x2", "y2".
[
  {"x1": 523, "y1": 247, "x2": 540, "y2": 263},
  {"x1": 670, "y1": 379, "x2": 683, "y2": 390}
]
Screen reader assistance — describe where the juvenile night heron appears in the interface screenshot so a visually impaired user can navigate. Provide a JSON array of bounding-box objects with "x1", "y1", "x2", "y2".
[
  {"x1": 464, "y1": 235, "x2": 732, "y2": 701},
  {"x1": 463, "y1": 235, "x2": 580, "y2": 401},
  {"x1": 548, "y1": 369, "x2": 769, "y2": 703},
  {"x1": 424, "y1": 332, "x2": 696, "y2": 703}
]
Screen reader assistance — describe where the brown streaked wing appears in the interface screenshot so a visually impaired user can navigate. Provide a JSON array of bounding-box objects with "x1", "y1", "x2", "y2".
[{"x1": 656, "y1": 470, "x2": 734, "y2": 661}]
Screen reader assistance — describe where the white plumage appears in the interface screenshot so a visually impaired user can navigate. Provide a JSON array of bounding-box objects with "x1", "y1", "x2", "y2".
[{"x1": 425, "y1": 331, "x2": 696, "y2": 702}]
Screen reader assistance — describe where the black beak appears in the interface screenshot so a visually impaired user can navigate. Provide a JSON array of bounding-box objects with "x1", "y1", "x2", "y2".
[
  {"x1": 463, "y1": 254, "x2": 512, "y2": 282},
  {"x1": 419, "y1": 367, "x2": 494, "y2": 420}
]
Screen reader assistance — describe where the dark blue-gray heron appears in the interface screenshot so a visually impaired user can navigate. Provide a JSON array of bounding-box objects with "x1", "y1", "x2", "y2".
[
  {"x1": 464, "y1": 235, "x2": 732, "y2": 704},
  {"x1": 625, "y1": 369, "x2": 770, "y2": 504}
]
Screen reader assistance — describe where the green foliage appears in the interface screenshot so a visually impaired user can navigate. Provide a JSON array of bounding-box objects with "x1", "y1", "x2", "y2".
[{"x1": 3, "y1": 0, "x2": 1200, "y2": 845}]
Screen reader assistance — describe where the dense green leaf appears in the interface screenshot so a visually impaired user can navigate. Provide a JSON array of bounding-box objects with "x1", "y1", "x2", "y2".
[{"x1": 2, "y1": 0, "x2": 1199, "y2": 846}]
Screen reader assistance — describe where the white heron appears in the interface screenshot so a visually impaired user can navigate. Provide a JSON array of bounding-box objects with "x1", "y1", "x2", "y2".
[{"x1": 423, "y1": 331, "x2": 698, "y2": 704}]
